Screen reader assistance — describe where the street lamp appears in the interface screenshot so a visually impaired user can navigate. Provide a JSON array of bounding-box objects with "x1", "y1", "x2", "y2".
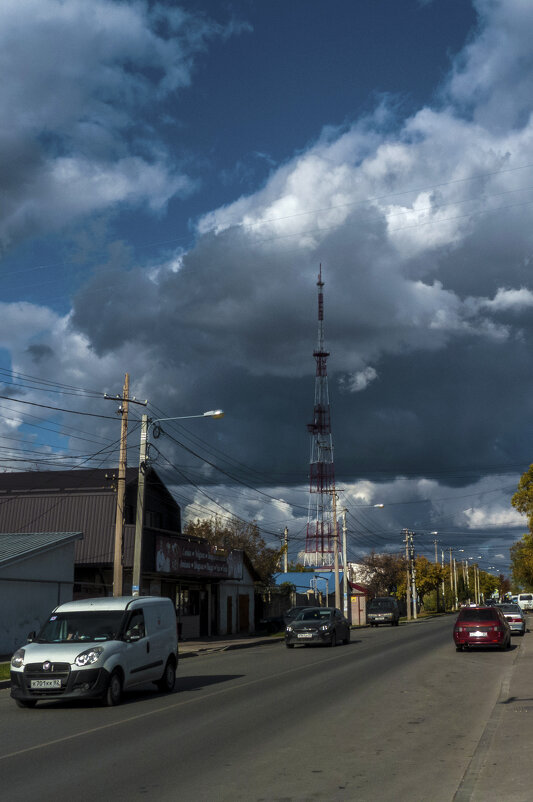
[{"x1": 132, "y1": 408, "x2": 224, "y2": 596}]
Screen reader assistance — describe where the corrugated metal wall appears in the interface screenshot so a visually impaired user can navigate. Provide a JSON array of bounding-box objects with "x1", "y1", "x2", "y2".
[{"x1": 0, "y1": 493, "x2": 116, "y2": 564}]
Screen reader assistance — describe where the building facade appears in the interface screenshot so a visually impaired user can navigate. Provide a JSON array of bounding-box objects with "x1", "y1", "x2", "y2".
[{"x1": 0, "y1": 469, "x2": 258, "y2": 638}]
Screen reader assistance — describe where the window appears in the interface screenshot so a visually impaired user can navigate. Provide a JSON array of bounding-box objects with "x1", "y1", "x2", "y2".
[
  {"x1": 125, "y1": 610, "x2": 145, "y2": 639},
  {"x1": 458, "y1": 609, "x2": 497, "y2": 621}
]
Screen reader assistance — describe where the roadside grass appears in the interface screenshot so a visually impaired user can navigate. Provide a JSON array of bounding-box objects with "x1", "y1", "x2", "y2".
[{"x1": 0, "y1": 662, "x2": 10, "y2": 681}]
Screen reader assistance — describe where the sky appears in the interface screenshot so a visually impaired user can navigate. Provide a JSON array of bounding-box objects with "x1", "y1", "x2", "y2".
[{"x1": 1, "y1": 0, "x2": 532, "y2": 577}]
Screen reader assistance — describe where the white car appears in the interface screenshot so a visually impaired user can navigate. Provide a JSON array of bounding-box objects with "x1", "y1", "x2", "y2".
[{"x1": 10, "y1": 596, "x2": 178, "y2": 708}]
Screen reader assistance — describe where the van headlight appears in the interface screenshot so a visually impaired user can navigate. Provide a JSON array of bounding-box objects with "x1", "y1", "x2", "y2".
[
  {"x1": 11, "y1": 649, "x2": 25, "y2": 668},
  {"x1": 74, "y1": 646, "x2": 103, "y2": 667}
]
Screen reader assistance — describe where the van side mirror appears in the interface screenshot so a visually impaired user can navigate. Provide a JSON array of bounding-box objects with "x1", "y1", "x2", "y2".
[{"x1": 27, "y1": 631, "x2": 36, "y2": 642}]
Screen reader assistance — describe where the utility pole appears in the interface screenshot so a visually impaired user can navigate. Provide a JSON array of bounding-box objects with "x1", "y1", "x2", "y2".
[
  {"x1": 132, "y1": 413, "x2": 149, "y2": 596},
  {"x1": 283, "y1": 527, "x2": 288, "y2": 573},
  {"x1": 410, "y1": 532, "x2": 417, "y2": 620},
  {"x1": 441, "y1": 549, "x2": 446, "y2": 611},
  {"x1": 342, "y1": 508, "x2": 350, "y2": 622},
  {"x1": 404, "y1": 530, "x2": 412, "y2": 621},
  {"x1": 434, "y1": 537, "x2": 439, "y2": 612},
  {"x1": 112, "y1": 373, "x2": 129, "y2": 597},
  {"x1": 453, "y1": 558, "x2": 459, "y2": 610},
  {"x1": 130, "y1": 407, "x2": 220, "y2": 596},
  {"x1": 105, "y1": 377, "x2": 148, "y2": 598},
  {"x1": 449, "y1": 548, "x2": 454, "y2": 611},
  {"x1": 333, "y1": 490, "x2": 340, "y2": 609}
]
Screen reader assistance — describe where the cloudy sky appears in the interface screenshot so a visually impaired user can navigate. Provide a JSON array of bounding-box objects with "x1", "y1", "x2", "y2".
[{"x1": 1, "y1": 0, "x2": 532, "y2": 574}]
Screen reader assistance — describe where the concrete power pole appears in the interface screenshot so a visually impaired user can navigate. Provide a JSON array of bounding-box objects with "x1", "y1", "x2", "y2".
[
  {"x1": 333, "y1": 491, "x2": 340, "y2": 609},
  {"x1": 132, "y1": 413, "x2": 149, "y2": 596},
  {"x1": 441, "y1": 550, "x2": 446, "y2": 611},
  {"x1": 112, "y1": 373, "x2": 129, "y2": 597},
  {"x1": 283, "y1": 527, "x2": 288, "y2": 573},
  {"x1": 404, "y1": 530, "x2": 412, "y2": 621},
  {"x1": 410, "y1": 532, "x2": 417, "y2": 620},
  {"x1": 342, "y1": 508, "x2": 350, "y2": 621}
]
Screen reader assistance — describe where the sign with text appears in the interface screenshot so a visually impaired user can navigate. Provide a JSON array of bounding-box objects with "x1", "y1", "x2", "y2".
[{"x1": 155, "y1": 536, "x2": 243, "y2": 579}]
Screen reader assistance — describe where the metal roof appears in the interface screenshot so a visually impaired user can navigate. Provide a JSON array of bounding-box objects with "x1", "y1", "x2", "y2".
[
  {"x1": 273, "y1": 570, "x2": 347, "y2": 590},
  {"x1": 0, "y1": 531, "x2": 83, "y2": 567}
]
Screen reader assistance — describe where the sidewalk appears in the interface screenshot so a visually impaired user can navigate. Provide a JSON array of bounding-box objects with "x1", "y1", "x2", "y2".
[{"x1": 455, "y1": 630, "x2": 533, "y2": 802}]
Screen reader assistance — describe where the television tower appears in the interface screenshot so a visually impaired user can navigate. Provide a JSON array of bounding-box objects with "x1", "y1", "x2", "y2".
[{"x1": 303, "y1": 266, "x2": 340, "y2": 568}]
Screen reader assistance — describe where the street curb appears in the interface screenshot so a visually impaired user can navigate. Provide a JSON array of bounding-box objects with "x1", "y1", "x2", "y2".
[{"x1": 180, "y1": 636, "x2": 282, "y2": 658}]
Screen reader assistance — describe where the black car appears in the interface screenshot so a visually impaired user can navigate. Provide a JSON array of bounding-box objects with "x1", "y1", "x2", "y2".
[{"x1": 285, "y1": 607, "x2": 350, "y2": 648}]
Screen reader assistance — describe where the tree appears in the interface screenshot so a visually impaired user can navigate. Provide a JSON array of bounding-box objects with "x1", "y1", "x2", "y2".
[
  {"x1": 479, "y1": 569, "x2": 499, "y2": 599},
  {"x1": 508, "y1": 467, "x2": 533, "y2": 590},
  {"x1": 413, "y1": 556, "x2": 444, "y2": 608},
  {"x1": 184, "y1": 516, "x2": 282, "y2": 582},
  {"x1": 512, "y1": 464, "x2": 533, "y2": 533},
  {"x1": 359, "y1": 551, "x2": 406, "y2": 598},
  {"x1": 509, "y1": 533, "x2": 533, "y2": 591}
]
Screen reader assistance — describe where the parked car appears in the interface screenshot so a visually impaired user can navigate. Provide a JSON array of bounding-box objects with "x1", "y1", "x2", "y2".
[
  {"x1": 517, "y1": 593, "x2": 533, "y2": 612},
  {"x1": 10, "y1": 596, "x2": 178, "y2": 708},
  {"x1": 497, "y1": 603, "x2": 526, "y2": 636},
  {"x1": 367, "y1": 597, "x2": 400, "y2": 627},
  {"x1": 283, "y1": 606, "x2": 313, "y2": 627},
  {"x1": 453, "y1": 605, "x2": 511, "y2": 651},
  {"x1": 285, "y1": 607, "x2": 350, "y2": 648}
]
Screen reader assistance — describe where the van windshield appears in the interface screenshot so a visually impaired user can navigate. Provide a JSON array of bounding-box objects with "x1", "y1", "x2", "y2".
[
  {"x1": 369, "y1": 600, "x2": 395, "y2": 611},
  {"x1": 36, "y1": 611, "x2": 124, "y2": 643}
]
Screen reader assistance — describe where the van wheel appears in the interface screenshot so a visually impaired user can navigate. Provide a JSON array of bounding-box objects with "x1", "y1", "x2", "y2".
[
  {"x1": 156, "y1": 658, "x2": 176, "y2": 693},
  {"x1": 105, "y1": 670, "x2": 123, "y2": 706},
  {"x1": 15, "y1": 699, "x2": 37, "y2": 708}
]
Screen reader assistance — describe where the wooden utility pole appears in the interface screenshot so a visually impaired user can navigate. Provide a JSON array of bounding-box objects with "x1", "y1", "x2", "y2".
[{"x1": 112, "y1": 373, "x2": 129, "y2": 597}]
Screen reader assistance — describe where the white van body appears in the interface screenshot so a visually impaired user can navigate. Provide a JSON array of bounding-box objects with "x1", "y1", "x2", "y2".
[
  {"x1": 517, "y1": 593, "x2": 533, "y2": 612},
  {"x1": 10, "y1": 596, "x2": 178, "y2": 708}
]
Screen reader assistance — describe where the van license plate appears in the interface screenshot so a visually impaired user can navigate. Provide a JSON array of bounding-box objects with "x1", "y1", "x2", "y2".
[
  {"x1": 30, "y1": 679, "x2": 62, "y2": 689},
  {"x1": 297, "y1": 634, "x2": 313, "y2": 638}
]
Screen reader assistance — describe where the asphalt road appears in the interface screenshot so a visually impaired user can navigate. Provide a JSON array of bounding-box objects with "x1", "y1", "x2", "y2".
[{"x1": 0, "y1": 616, "x2": 518, "y2": 801}]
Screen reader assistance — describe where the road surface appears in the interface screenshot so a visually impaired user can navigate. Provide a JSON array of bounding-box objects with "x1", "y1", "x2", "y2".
[{"x1": 0, "y1": 616, "x2": 518, "y2": 801}]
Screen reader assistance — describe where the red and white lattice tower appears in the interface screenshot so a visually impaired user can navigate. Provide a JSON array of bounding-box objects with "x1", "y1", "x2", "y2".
[{"x1": 303, "y1": 266, "x2": 340, "y2": 567}]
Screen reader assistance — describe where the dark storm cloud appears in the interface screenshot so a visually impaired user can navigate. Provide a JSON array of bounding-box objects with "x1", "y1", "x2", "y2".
[
  {"x1": 3, "y1": 0, "x2": 532, "y2": 561},
  {"x1": 0, "y1": 0, "x2": 240, "y2": 251}
]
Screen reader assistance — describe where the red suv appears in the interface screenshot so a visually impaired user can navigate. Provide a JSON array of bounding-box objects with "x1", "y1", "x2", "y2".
[{"x1": 453, "y1": 606, "x2": 511, "y2": 651}]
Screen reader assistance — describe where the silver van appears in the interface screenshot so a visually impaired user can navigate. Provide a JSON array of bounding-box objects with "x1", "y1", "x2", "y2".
[{"x1": 10, "y1": 596, "x2": 178, "y2": 708}]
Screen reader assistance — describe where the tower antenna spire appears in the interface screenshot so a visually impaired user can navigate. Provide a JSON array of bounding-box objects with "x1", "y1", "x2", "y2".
[{"x1": 303, "y1": 265, "x2": 340, "y2": 569}]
